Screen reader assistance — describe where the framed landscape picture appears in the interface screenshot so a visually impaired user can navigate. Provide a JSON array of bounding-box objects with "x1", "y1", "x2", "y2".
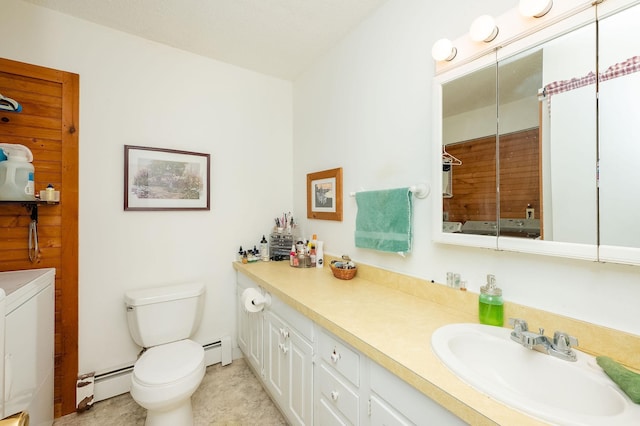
[
  {"x1": 306, "y1": 167, "x2": 342, "y2": 221},
  {"x1": 124, "y1": 145, "x2": 210, "y2": 211}
]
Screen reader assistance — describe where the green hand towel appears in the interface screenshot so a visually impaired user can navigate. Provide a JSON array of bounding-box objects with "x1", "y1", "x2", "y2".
[
  {"x1": 355, "y1": 187, "x2": 413, "y2": 253},
  {"x1": 597, "y1": 356, "x2": 640, "y2": 404}
]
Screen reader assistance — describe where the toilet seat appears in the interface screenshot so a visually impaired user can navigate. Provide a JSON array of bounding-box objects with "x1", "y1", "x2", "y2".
[{"x1": 134, "y1": 339, "x2": 204, "y2": 386}]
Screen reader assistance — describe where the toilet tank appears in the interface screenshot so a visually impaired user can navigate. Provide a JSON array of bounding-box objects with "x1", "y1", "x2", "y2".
[{"x1": 125, "y1": 282, "x2": 205, "y2": 348}]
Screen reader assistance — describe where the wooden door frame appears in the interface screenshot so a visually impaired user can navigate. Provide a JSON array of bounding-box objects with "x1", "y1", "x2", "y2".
[{"x1": 0, "y1": 57, "x2": 79, "y2": 416}]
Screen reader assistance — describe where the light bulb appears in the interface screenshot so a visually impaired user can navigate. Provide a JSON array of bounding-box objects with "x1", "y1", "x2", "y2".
[
  {"x1": 519, "y1": 0, "x2": 553, "y2": 18},
  {"x1": 431, "y1": 38, "x2": 457, "y2": 62},
  {"x1": 469, "y1": 15, "x2": 499, "y2": 43}
]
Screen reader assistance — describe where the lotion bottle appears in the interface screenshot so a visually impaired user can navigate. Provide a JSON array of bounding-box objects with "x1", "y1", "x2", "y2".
[{"x1": 315, "y1": 241, "x2": 324, "y2": 268}]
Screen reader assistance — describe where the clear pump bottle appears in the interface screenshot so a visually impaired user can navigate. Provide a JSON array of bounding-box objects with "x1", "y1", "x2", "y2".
[
  {"x1": 479, "y1": 274, "x2": 503, "y2": 326},
  {"x1": 260, "y1": 235, "x2": 269, "y2": 261}
]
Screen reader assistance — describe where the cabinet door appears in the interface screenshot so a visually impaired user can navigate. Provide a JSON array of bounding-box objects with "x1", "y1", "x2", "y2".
[
  {"x1": 237, "y1": 287, "x2": 249, "y2": 355},
  {"x1": 318, "y1": 396, "x2": 352, "y2": 426},
  {"x1": 237, "y1": 286, "x2": 263, "y2": 373},
  {"x1": 265, "y1": 310, "x2": 287, "y2": 405},
  {"x1": 370, "y1": 362, "x2": 466, "y2": 426},
  {"x1": 287, "y1": 329, "x2": 313, "y2": 426},
  {"x1": 370, "y1": 394, "x2": 413, "y2": 426},
  {"x1": 247, "y1": 308, "x2": 263, "y2": 373}
]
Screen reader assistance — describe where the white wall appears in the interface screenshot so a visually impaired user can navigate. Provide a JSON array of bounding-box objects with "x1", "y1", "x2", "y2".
[
  {"x1": 293, "y1": 0, "x2": 640, "y2": 336},
  {"x1": 1, "y1": 0, "x2": 293, "y2": 376}
]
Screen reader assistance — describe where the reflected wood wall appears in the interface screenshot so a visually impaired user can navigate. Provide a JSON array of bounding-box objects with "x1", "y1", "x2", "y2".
[{"x1": 444, "y1": 128, "x2": 540, "y2": 223}]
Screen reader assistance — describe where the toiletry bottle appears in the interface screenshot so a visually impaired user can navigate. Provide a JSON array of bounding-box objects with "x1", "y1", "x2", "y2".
[
  {"x1": 316, "y1": 240, "x2": 324, "y2": 268},
  {"x1": 291, "y1": 244, "x2": 298, "y2": 267},
  {"x1": 45, "y1": 184, "x2": 55, "y2": 202},
  {"x1": 310, "y1": 244, "x2": 316, "y2": 267},
  {"x1": 446, "y1": 272, "x2": 453, "y2": 288},
  {"x1": 479, "y1": 274, "x2": 503, "y2": 326},
  {"x1": 453, "y1": 273, "x2": 461, "y2": 289},
  {"x1": 260, "y1": 235, "x2": 269, "y2": 261}
]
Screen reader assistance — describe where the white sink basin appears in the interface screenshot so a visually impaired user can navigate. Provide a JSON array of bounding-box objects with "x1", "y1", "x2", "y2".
[{"x1": 431, "y1": 323, "x2": 640, "y2": 425}]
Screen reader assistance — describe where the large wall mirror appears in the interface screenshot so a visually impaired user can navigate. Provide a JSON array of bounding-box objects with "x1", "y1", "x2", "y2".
[
  {"x1": 598, "y1": 1, "x2": 640, "y2": 264},
  {"x1": 434, "y1": 0, "x2": 640, "y2": 264}
]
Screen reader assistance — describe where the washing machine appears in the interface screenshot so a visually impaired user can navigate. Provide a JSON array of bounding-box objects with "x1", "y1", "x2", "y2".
[{"x1": 0, "y1": 268, "x2": 55, "y2": 426}]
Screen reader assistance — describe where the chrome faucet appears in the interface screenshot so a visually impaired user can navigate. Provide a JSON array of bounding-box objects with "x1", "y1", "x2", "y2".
[{"x1": 509, "y1": 318, "x2": 579, "y2": 362}]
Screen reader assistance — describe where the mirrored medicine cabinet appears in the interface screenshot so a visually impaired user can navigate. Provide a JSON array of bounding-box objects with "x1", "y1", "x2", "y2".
[{"x1": 433, "y1": 0, "x2": 640, "y2": 265}]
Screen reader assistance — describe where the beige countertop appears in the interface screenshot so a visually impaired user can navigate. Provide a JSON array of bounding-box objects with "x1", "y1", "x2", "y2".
[{"x1": 233, "y1": 260, "x2": 551, "y2": 425}]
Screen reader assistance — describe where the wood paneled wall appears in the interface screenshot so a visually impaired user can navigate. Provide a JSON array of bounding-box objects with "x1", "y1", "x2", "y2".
[
  {"x1": 0, "y1": 58, "x2": 79, "y2": 417},
  {"x1": 499, "y1": 128, "x2": 541, "y2": 219},
  {"x1": 444, "y1": 128, "x2": 540, "y2": 223}
]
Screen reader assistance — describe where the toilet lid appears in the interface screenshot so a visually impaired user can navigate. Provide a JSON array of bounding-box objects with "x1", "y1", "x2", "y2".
[{"x1": 133, "y1": 339, "x2": 204, "y2": 386}]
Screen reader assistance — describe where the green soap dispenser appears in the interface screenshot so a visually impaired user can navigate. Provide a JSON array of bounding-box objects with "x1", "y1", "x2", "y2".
[{"x1": 479, "y1": 274, "x2": 503, "y2": 326}]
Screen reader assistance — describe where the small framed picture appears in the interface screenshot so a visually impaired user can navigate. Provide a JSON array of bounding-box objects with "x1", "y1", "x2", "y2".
[
  {"x1": 124, "y1": 145, "x2": 210, "y2": 211},
  {"x1": 307, "y1": 167, "x2": 343, "y2": 221}
]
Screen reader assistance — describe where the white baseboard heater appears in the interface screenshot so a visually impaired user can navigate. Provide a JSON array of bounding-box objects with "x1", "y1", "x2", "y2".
[{"x1": 85, "y1": 336, "x2": 232, "y2": 406}]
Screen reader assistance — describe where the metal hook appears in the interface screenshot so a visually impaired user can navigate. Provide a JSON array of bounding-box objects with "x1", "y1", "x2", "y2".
[
  {"x1": 27, "y1": 204, "x2": 39, "y2": 262},
  {"x1": 29, "y1": 220, "x2": 39, "y2": 262}
]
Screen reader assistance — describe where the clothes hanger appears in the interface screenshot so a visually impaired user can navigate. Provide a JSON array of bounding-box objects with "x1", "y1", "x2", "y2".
[
  {"x1": 0, "y1": 93, "x2": 23, "y2": 112},
  {"x1": 442, "y1": 146, "x2": 462, "y2": 166}
]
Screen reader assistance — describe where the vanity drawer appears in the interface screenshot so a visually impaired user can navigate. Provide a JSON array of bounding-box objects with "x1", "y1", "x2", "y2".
[
  {"x1": 318, "y1": 330, "x2": 360, "y2": 386},
  {"x1": 318, "y1": 363, "x2": 359, "y2": 425}
]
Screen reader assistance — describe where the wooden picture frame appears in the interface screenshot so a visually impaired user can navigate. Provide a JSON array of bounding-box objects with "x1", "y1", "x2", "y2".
[
  {"x1": 307, "y1": 167, "x2": 343, "y2": 221},
  {"x1": 124, "y1": 145, "x2": 210, "y2": 211}
]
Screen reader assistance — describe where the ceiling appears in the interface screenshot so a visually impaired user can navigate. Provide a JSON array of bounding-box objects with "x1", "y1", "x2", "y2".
[
  {"x1": 21, "y1": 0, "x2": 390, "y2": 80},
  {"x1": 443, "y1": 50, "x2": 542, "y2": 118}
]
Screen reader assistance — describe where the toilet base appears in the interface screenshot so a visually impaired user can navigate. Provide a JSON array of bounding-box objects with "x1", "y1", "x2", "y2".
[{"x1": 144, "y1": 399, "x2": 194, "y2": 426}]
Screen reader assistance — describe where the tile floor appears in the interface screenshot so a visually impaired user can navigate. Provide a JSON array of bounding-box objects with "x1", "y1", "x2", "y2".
[{"x1": 53, "y1": 358, "x2": 286, "y2": 425}]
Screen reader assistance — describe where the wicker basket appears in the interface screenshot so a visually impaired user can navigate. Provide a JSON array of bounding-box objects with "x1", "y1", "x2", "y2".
[{"x1": 330, "y1": 262, "x2": 357, "y2": 280}]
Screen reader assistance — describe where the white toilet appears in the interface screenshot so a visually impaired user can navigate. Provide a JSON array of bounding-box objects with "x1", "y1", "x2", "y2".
[{"x1": 125, "y1": 282, "x2": 206, "y2": 426}]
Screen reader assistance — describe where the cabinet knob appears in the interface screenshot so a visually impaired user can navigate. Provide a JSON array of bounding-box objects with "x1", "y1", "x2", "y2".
[
  {"x1": 279, "y1": 328, "x2": 289, "y2": 339},
  {"x1": 330, "y1": 390, "x2": 339, "y2": 401},
  {"x1": 330, "y1": 350, "x2": 341, "y2": 363}
]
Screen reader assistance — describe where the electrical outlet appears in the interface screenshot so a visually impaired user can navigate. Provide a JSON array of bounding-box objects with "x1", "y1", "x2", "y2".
[
  {"x1": 443, "y1": 211, "x2": 449, "y2": 221},
  {"x1": 526, "y1": 207, "x2": 535, "y2": 219}
]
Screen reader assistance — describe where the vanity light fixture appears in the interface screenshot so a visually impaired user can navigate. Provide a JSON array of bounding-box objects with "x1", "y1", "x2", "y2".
[
  {"x1": 469, "y1": 15, "x2": 499, "y2": 43},
  {"x1": 519, "y1": 0, "x2": 553, "y2": 18},
  {"x1": 431, "y1": 38, "x2": 457, "y2": 62}
]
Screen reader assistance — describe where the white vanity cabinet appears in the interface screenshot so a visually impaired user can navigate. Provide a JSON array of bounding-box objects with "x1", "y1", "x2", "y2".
[
  {"x1": 236, "y1": 270, "x2": 465, "y2": 426},
  {"x1": 237, "y1": 271, "x2": 314, "y2": 426},
  {"x1": 316, "y1": 328, "x2": 465, "y2": 426}
]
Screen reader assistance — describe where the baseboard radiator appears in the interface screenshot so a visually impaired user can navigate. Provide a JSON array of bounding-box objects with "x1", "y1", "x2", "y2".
[{"x1": 87, "y1": 336, "x2": 232, "y2": 404}]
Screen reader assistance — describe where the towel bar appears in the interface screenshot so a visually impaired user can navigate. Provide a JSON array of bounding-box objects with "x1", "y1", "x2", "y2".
[{"x1": 349, "y1": 183, "x2": 430, "y2": 199}]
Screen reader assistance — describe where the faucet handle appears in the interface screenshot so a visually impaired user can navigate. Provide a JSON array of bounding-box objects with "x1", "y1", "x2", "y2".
[
  {"x1": 553, "y1": 331, "x2": 579, "y2": 351},
  {"x1": 509, "y1": 318, "x2": 528, "y2": 332}
]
